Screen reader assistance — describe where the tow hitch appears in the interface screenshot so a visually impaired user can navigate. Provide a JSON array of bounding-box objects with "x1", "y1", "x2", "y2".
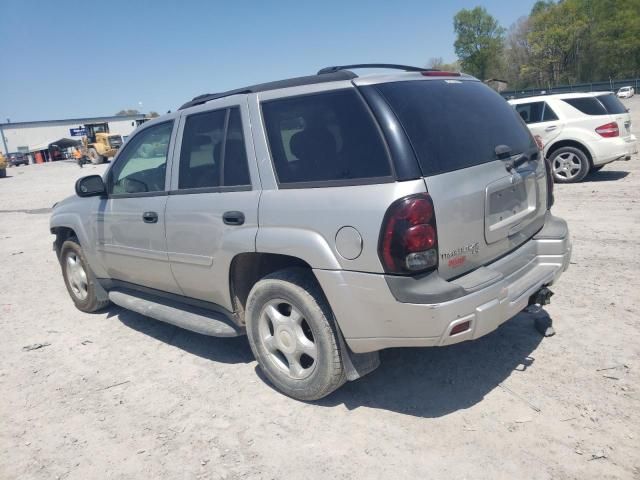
[
  {"x1": 528, "y1": 287, "x2": 553, "y2": 311},
  {"x1": 526, "y1": 287, "x2": 555, "y2": 337}
]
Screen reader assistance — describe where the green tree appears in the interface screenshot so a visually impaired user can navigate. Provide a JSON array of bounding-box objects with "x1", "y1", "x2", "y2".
[
  {"x1": 526, "y1": 0, "x2": 589, "y2": 86},
  {"x1": 453, "y1": 7, "x2": 505, "y2": 80},
  {"x1": 426, "y1": 57, "x2": 461, "y2": 71},
  {"x1": 503, "y1": 16, "x2": 534, "y2": 88}
]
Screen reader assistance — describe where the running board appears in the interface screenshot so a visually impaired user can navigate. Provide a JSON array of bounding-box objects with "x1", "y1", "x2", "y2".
[{"x1": 108, "y1": 290, "x2": 243, "y2": 337}]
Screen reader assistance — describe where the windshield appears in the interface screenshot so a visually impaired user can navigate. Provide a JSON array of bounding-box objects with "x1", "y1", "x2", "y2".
[{"x1": 374, "y1": 80, "x2": 535, "y2": 176}]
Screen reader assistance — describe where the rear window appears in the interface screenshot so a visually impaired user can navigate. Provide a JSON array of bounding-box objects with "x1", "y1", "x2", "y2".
[
  {"x1": 562, "y1": 97, "x2": 608, "y2": 115},
  {"x1": 261, "y1": 89, "x2": 391, "y2": 185},
  {"x1": 597, "y1": 94, "x2": 627, "y2": 114},
  {"x1": 376, "y1": 80, "x2": 535, "y2": 176}
]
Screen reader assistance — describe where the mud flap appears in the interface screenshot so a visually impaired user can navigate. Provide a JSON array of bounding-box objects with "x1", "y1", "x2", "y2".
[{"x1": 335, "y1": 324, "x2": 380, "y2": 381}]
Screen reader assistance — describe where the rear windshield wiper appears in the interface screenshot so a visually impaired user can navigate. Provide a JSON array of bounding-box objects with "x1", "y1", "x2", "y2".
[{"x1": 494, "y1": 145, "x2": 530, "y2": 172}]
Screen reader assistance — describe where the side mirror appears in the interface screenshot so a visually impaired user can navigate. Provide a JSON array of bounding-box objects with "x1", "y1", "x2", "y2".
[{"x1": 75, "y1": 175, "x2": 106, "y2": 197}]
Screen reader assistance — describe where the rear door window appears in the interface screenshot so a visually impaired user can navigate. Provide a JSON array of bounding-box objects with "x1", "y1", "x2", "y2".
[
  {"x1": 596, "y1": 94, "x2": 627, "y2": 114},
  {"x1": 178, "y1": 107, "x2": 251, "y2": 190},
  {"x1": 542, "y1": 102, "x2": 559, "y2": 121},
  {"x1": 375, "y1": 80, "x2": 535, "y2": 176},
  {"x1": 261, "y1": 89, "x2": 391, "y2": 185},
  {"x1": 562, "y1": 97, "x2": 608, "y2": 115},
  {"x1": 515, "y1": 102, "x2": 544, "y2": 124}
]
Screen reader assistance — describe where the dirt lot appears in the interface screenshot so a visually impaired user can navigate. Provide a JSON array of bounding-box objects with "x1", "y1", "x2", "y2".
[{"x1": 1, "y1": 97, "x2": 639, "y2": 480}]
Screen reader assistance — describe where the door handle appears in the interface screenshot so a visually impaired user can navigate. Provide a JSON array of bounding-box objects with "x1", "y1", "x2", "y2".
[
  {"x1": 142, "y1": 211, "x2": 158, "y2": 224},
  {"x1": 222, "y1": 211, "x2": 245, "y2": 226},
  {"x1": 545, "y1": 125, "x2": 557, "y2": 131}
]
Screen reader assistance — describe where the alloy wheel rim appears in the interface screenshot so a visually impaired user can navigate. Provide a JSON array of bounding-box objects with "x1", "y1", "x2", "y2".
[
  {"x1": 553, "y1": 152, "x2": 582, "y2": 180},
  {"x1": 258, "y1": 299, "x2": 317, "y2": 380},
  {"x1": 66, "y1": 253, "x2": 89, "y2": 300}
]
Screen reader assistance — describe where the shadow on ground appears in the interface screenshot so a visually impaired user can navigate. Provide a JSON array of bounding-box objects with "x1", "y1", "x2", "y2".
[
  {"x1": 111, "y1": 307, "x2": 254, "y2": 365},
  {"x1": 110, "y1": 304, "x2": 547, "y2": 418},
  {"x1": 314, "y1": 311, "x2": 546, "y2": 417},
  {"x1": 583, "y1": 170, "x2": 630, "y2": 182}
]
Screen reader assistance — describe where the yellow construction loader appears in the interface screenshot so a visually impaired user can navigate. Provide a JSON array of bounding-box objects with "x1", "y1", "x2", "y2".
[
  {"x1": 82, "y1": 123, "x2": 123, "y2": 164},
  {"x1": 0, "y1": 152, "x2": 7, "y2": 178}
]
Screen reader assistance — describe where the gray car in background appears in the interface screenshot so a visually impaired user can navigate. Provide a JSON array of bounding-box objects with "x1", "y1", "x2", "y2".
[{"x1": 50, "y1": 64, "x2": 571, "y2": 400}]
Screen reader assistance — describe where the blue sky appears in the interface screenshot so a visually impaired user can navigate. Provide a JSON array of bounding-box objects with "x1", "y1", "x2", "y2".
[{"x1": 0, "y1": 0, "x2": 536, "y2": 122}]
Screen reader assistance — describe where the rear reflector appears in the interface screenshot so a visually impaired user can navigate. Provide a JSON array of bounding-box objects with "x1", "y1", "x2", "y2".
[
  {"x1": 450, "y1": 321, "x2": 471, "y2": 336},
  {"x1": 421, "y1": 71, "x2": 461, "y2": 77},
  {"x1": 595, "y1": 122, "x2": 619, "y2": 138}
]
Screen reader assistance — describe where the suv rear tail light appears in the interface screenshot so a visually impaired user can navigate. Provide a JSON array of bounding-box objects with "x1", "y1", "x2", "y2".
[
  {"x1": 421, "y1": 71, "x2": 461, "y2": 77},
  {"x1": 595, "y1": 122, "x2": 619, "y2": 138},
  {"x1": 379, "y1": 193, "x2": 438, "y2": 274}
]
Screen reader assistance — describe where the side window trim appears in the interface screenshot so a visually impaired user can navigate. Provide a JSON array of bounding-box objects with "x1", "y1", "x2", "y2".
[
  {"x1": 107, "y1": 120, "x2": 176, "y2": 198},
  {"x1": 172, "y1": 106, "x2": 252, "y2": 194}
]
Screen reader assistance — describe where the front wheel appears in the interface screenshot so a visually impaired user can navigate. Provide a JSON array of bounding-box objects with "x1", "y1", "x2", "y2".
[
  {"x1": 0, "y1": 168, "x2": 5, "y2": 178},
  {"x1": 60, "y1": 237, "x2": 110, "y2": 312},
  {"x1": 245, "y1": 268, "x2": 346, "y2": 401},
  {"x1": 550, "y1": 146, "x2": 590, "y2": 183}
]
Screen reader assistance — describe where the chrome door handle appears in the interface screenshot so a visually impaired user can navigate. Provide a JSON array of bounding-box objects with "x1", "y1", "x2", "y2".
[{"x1": 545, "y1": 125, "x2": 557, "y2": 131}]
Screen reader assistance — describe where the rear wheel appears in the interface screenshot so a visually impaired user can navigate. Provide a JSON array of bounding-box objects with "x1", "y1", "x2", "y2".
[
  {"x1": 88, "y1": 148, "x2": 104, "y2": 165},
  {"x1": 550, "y1": 146, "x2": 590, "y2": 183},
  {"x1": 60, "y1": 237, "x2": 110, "y2": 312},
  {"x1": 0, "y1": 168, "x2": 5, "y2": 178},
  {"x1": 245, "y1": 268, "x2": 345, "y2": 400}
]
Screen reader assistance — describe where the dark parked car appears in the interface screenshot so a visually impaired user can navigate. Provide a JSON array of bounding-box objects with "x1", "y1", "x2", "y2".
[{"x1": 8, "y1": 152, "x2": 29, "y2": 167}]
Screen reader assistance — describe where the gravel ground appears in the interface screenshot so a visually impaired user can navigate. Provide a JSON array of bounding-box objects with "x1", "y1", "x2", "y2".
[{"x1": 1, "y1": 97, "x2": 639, "y2": 480}]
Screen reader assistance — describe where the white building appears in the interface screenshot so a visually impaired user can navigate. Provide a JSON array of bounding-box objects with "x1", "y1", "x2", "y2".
[{"x1": 0, "y1": 114, "x2": 146, "y2": 160}]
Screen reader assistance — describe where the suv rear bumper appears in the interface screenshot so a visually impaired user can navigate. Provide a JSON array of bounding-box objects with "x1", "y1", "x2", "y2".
[
  {"x1": 591, "y1": 134, "x2": 637, "y2": 166},
  {"x1": 315, "y1": 213, "x2": 571, "y2": 353}
]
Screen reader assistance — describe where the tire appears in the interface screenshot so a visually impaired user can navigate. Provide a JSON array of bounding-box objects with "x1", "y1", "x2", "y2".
[
  {"x1": 88, "y1": 148, "x2": 104, "y2": 165},
  {"x1": 549, "y1": 146, "x2": 590, "y2": 183},
  {"x1": 0, "y1": 168, "x2": 5, "y2": 178},
  {"x1": 245, "y1": 268, "x2": 346, "y2": 401},
  {"x1": 60, "y1": 237, "x2": 110, "y2": 312},
  {"x1": 590, "y1": 165, "x2": 605, "y2": 172}
]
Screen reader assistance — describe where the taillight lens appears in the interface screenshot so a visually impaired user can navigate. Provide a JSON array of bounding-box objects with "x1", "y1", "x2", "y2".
[
  {"x1": 379, "y1": 193, "x2": 438, "y2": 274},
  {"x1": 595, "y1": 122, "x2": 619, "y2": 138}
]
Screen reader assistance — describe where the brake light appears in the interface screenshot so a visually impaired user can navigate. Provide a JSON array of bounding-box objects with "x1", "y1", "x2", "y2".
[
  {"x1": 379, "y1": 193, "x2": 438, "y2": 274},
  {"x1": 595, "y1": 122, "x2": 619, "y2": 138},
  {"x1": 421, "y1": 71, "x2": 461, "y2": 77}
]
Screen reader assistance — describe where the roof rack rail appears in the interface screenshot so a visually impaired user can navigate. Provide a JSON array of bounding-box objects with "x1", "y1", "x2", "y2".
[
  {"x1": 317, "y1": 64, "x2": 431, "y2": 75},
  {"x1": 179, "y1": 70, "x2": 356, "y2": 110}
]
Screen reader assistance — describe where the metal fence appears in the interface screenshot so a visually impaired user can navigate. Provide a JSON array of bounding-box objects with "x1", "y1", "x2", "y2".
[{"x1": 501, "y1": 78, "x2": 640, "y2": 99}]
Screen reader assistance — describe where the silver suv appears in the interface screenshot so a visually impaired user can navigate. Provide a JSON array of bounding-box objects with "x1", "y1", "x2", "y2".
[{"x1": 51, "y1": 64, "x2": 572, "y2": 400}]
